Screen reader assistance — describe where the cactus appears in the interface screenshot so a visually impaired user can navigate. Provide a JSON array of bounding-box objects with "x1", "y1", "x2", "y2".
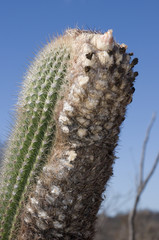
[{"x1": 0, "y1": 29, "x2": 138, "y2": 240}]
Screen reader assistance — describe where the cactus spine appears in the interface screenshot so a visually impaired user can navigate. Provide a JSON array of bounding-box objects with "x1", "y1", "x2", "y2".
[{"x1": 0, "y1": 29, "x2": 138, "y2": 240}]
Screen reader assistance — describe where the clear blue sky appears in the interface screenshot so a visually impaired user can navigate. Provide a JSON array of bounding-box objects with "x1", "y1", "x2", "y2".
[{"x1": 0, "y1": 0, "x2": 159, "y2": 215}]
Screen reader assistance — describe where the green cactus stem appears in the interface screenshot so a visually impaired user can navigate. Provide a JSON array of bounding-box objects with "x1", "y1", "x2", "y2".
[
  {"x1": 0, "y1": 29, "x2": 138, "y2": 240},
  {"x1": 0, "y1": 38, "x2": 70, "y2": 239}
]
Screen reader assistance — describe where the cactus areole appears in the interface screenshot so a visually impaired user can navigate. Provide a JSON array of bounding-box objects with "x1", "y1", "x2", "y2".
[{"x1": 0, "y1": 29, "x2": 138, "y2": 240}]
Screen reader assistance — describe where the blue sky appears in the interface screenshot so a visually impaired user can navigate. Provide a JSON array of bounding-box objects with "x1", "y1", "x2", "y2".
[{"x1": 0, "y1": 0, "x2": 159, "y2": 215}]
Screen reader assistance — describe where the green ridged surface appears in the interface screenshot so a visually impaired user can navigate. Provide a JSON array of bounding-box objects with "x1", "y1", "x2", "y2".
[{"x1": 0, "y1": 45, "x2": 70, "y2": 239}]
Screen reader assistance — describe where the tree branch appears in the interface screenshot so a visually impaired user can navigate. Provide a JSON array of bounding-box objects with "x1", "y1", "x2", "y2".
[
  {"x1": 139, "y1": 113, "x2": 156, "y2": 185},
  {"x1": 128, "y1": 113, "x2": 159, "y2": 240}
]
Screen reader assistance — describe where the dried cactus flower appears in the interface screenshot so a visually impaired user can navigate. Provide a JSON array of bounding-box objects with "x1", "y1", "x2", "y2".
[{"x1": 0, "y1": 28, "x2": 138, "y2": 240}]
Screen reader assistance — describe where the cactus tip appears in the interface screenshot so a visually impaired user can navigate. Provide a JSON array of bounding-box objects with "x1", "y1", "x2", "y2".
[
  {"x1": 91, "y1": 29, "x2": 114, "y2": 51},
  {"x1": 103, "y1": 29, "x2": 114, "y2": 46}
]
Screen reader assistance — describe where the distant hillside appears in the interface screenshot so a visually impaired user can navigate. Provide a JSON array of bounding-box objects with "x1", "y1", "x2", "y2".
[
  {"x1": 94, "y1": 210, "x2": 159, "y2": 240},
  {"x1": 0, "y1": 141, "x2": 4, "y2": 165}
]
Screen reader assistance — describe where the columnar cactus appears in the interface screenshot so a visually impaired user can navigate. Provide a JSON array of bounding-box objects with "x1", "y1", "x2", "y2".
[{"x1": 0, "y1": 29, "x2": 138, "y2": 240}]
